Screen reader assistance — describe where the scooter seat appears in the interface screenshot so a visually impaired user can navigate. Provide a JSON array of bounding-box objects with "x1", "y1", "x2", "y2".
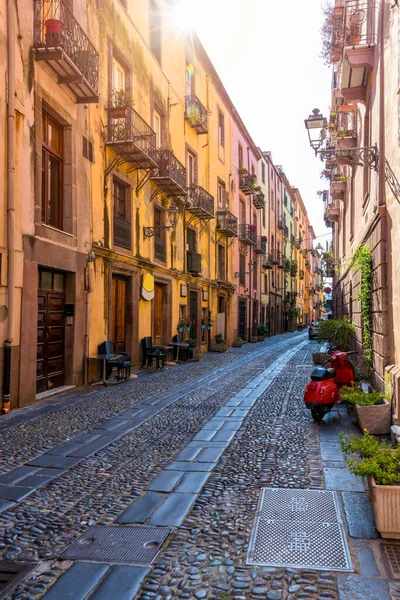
[{"x1": 311, "y1": 366, "x2": 336, "y2": 381}]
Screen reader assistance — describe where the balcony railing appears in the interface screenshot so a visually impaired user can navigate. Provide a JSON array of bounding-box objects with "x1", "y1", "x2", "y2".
[
  {"x1": 107, "y1": 106, "x2": 157, "y2": 170},
  {"x1": 299, "y1": 270, "x2": 305, "y2": 280},
  {"x1": 239, "y1": 173, "x2": 256, "y2": 195},
  {"x1": 113, "y1": 215, "x2": 131, "y2": 250},
  {"x1": 290, "y1": 234, "x2": 295, "y2": 245},
  {"x1": 326, "y1": 200, "x2": 341, "y2": 222},
  {"x1": 335, "y1": 108, "x2": 357, "y2": 149},
  {"x1": 187, "y1": 251, "x2": 202, "y2": 274},
  {"x1": 262, "y1": 253, "x2": 273, "y2": 269},
  {"x1": 272, "y1": 250, "x2": 283, "y2": 268},
  {"x1": 186, "y1": 186, "x2": 214, "y2": 219},
  {"x1": 239, "y1": 224, "x2": 257, "y2": 246},
  {"x1": 34, "y1": 0, "x2": 99, "y2": 102},
  {"x1": 283, "y1": 258, "x2": 291, "y2": 272},
  {"x1": 255, "y1": 237, "x2": 267, "y2": 255},
  {"x1": 344, "y1": 0, "x2": 379, "y2": 47},
  {"x1": 277, "y1": 218, "x2": 285, "y2": 230},
  {"x1": 185, "y1": 96, "x2": 208, "y2": 134},
  {"x1": 283, "y1": 225, "x2": 289, "y2": 238},
  {"x1": 216, "y1": 211, "x2": 238, "y2": 237},
  {"x1": 154, "y1": 236, "x2": 166, "y2": 262},
  {"x1": 253, "y1": 192, "x2": 265, "y2": 209},
  {"x1": 150, "y1": 150, "x2": 187, "y2": 198}
]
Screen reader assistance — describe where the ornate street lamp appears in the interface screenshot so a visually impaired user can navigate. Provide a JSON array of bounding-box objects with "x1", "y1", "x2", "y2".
[
  {"x1": 143, "y1": 203, "x2": 180, "y2": 237},
  {"x1": 304, "y1": 109, "x2": 327, "y2": 154}
]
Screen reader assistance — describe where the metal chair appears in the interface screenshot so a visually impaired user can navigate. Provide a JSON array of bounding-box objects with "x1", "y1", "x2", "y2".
[
  {"x1": 141, "y1": 337, "x2": 167, "y2": 369},
  {"x1": 98, "y1": 341, "x2": 132, "y2": 381}
]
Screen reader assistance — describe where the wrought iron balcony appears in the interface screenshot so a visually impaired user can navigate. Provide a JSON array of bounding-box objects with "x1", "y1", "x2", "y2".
[
  {"x1": 187, "y1": 251, "x2": 202, "y2": 274},
  {"x1": 239, "y1": 224, "x2": 257, "y2": 246},
  {"x1": 34, "y1": 0, "x2": 99, "y2": 102},
  {"x1": 341, "y1": 0, "x2": 379, "y2": 102},
  {"x1": 239, "y1": 173, "x2": 256, "y2": 195},
  {"x1": 336, "y1": 108, "x2": 357, "y2": 149},
  {"x1": 277, "y1": 218, "x2": 285, "y2": 230},
  {"x1": 150, "y1": 150, "x2": 187, "y2": 198},
  {"x1": 185, "y1": 96, "x2": 208, "y2": 134},
  {"x1": 299, "y1": 270, "x2": 305, "y2": 280},
  {"x1": 290, "y1": 234, "x2": 295, "y2": 245},
  {"x1": 283, "y1": 258, "x2": 291, "y2": 272},
  {"x1": 185, "y1": 186, "x2": 214, "y2": 219},
  {"x1": 106, "y1": 106, "x2": 157, "y2": 170},
  {"x1": 113, "y1": 215, "x2": 131, "y2": 250},
  {"x1": 284, "y1": 225, "x2": 289, "y2": 238},
  {"x1": 262, "y1": 253, "x2": 273, "y2": 269},
  {"x1": 326, "y1": 200, "x2": 341, "y2": 222},
  {"x1": 216, "y1": 211, "x2": 238, "y2": 237},
  {"x1": 272, "y1": 250, "x2": 283, "y2": 268},
  {"x1": 253, "y1": 191, "x2": 265, "y2": 209},
  {"x1": 255, "y1": 237, "x2": 267, "y2": 255}
]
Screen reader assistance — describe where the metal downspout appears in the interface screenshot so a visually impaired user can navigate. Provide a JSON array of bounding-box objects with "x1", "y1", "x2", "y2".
[{"x1": 3, "y1": 0, "x2": 16, "y2": 414}]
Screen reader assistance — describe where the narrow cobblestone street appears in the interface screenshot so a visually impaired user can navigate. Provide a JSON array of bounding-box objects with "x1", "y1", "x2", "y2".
[{"x1": 0, "y1": 332, "x2": 395, "y2": 599}]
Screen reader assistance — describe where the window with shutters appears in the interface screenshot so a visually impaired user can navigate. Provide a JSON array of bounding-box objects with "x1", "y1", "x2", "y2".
[
  {"x1": 42, "y1": 112, "x2": 63, "y2": 230},
  {"x1": 154, "y1": 205, "x2": 166, "y2": 262},
  {"x1": 239, "y1": 253, "x2": 246, "y2": 286},
  {"x1": 218, "y1": 110, "x2": 225, "y2": 147},
  {"x1": 218, "y1": 244, "x2": 226, "y2": 281},
  {"x1": 217, "y1": 180, "x2": 226, "y2": 209},
  {"x1": 113, "y1": 179, "x2": 131, "y2": 249},
  {"x1": 149, "y1": 0, "x2": 162, "y2": 65}
]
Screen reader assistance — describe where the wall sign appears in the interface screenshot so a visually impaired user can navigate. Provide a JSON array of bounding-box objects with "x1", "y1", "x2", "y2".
[
  {"x1": 180, "y1": 284, "x2": 187, "y2": 297},
  {"x1": 202, "y1": 290, "x2": 208, "y2": 301},
  {"x1": 141, "y1": 273, "x2": 155, "y2": 301}
]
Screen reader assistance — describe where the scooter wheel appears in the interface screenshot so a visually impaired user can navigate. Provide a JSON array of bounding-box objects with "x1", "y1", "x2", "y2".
[{"x1": 311, "y1": 407, "x2": 326, "y2": 422}]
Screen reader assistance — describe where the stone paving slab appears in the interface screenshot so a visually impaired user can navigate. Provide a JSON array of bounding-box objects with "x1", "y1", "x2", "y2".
[
  {"x1": 174, "y1": 446, "x2": 201, "y2": 461},
  {"x1": 45, "y1": 433, "x2": 101, "y2": 456},
  {"x1": 324, "y1": 467, "x2": 365, "y2": 492},
  {"x1": 192, "y1": 430, "x2": 216, "y2": 442},
  {"x1": 320, "y1": 441, "x2": 344, "y2": 462},
  {"x1": 0, "y1": 484, "x2": 34, "y2": 502},
  {"x1": 212, "y1": 430, "x2": 236, "y2": 442},
  {"x1": 195, "y1": 447, "x2": 225, "y2": 463},
  {"x1": 20, "y1": 474, "x2": 58, "y2": 488},
  {"x1": 117, "y1": 492, "x2": 166, "y2": 524},
  {"x1": 67, "y1": 434, "x2": 121, "y2": 457},
  {"x1": 89, "y1": 565, "x2": 150, "y2": 600},
  {"x1": 173, "y1": 471, "x2": 209, "y2": 494},
  {"x1": 0, "y1": 499, "x2": 15, "y2": 513},
  {"x1": 42, "y1": 562, "x2": 109, "y2": 599},
  {"x1": 0, "y1": 466, "x2": 39, "y2": 485},
  {"x1": 356, "y1": 547, "x2": 380, "y2": 576},
  {"x1": 165, "y1": 461, "x2": 215, "y2": 472},
  {"x1": 27, "y1": 455, "x2": 82, "y2": 469},
  {"x1": 147, "y1": 470, "x2": 184, "y2": 492},
  {"x1": 186, "y1": 440, "x2": 228, "y2": 449},
  {"x1": 342, "y1": 492, "x2": 379, "y2": 538},
  {"x1": 148, "y1": 492, "x2": 197, "y2": 526},
  {"x1": 337, "y1": 574, "x2": 391, "y2": 600}
]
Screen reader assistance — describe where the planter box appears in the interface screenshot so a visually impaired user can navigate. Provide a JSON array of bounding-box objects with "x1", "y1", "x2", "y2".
[
  {"x1": 191, "y1": 349, "x2": 201, "y2": 361},
  {"x1": 258, "y1": 335, "x2": 266, "y2": 342},
  {"x1": 233, "y1": 341, "x2": 244, "y2": 348},
  {"x1": 354, "y1": 399, "x2": 391, "y2": 435},
  {"x1": 368, "y1": 476, "x2": 400, "y2": 538},
  {"x1": 312, "y1": 352, "x2": 331, "y2": 364},
  {"x1": 209, "y1": 343, "x2": 227, "y2": 353},
  {"x1": 249, "y1": 336, "x2": 258, "y2": 343}
]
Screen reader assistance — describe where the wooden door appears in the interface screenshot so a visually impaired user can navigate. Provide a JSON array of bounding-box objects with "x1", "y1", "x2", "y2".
[
  {"x1": 189, "y1": 291, "x2": 198, "y2": 343},
  {"x1": 37, "y1": 273, "x2": 65, "y2": 394},
  {"x1": 154, "y1": 283, "x2": 163, "y2": 345},
  {"x1": 112, "y1": 276, "x2": 127, "y2": 352},
  {"x1": 238, "y1": 299, "x2": 246, "y2": 340}
]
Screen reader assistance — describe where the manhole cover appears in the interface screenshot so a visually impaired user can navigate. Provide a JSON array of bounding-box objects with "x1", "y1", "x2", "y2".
[
  {"x1": 247, "y1": 488, "x2": 352, "y2": 572},
  {"x1": 0, "y1": 562, "x2": 37, "y2": 599},
  {"x1": 62, "y1": 525, "x2": 172, "y2": 565},
  {"x1": 381, "y1": 544, "x2": 400, "y2": 580}
]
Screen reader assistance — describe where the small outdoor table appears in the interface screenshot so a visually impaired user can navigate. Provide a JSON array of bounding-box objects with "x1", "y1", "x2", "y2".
[
  {"x1": 91, "y1": 353, "x2": 122, "y2": 387},
  {"x1": 170, "y1": 342, "x2": 190, "y2": 362}
]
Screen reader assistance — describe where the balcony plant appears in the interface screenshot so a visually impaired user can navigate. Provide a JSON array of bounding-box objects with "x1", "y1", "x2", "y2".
[
  {"x1": 346, "y1": 11, "x2": 362, "y2": 46},
  {"x1": 339, "y1": 431, "x2": 400, "y2": 538},
  {"x1": 340, "y1": 384, "x2": 391, "y2": 435},
  {"x1": 238, "y1": 167, "x2": 248, "y2": 175},
  {"x1": 233, "y1": 337, "x2": 244, "y2": 348},
  {"x1": 250, "y1": 224, "x2": 257, "y2": 232}
]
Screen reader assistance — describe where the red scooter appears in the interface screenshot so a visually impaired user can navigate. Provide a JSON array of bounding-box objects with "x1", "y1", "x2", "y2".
[{"x1": 304, "y1": 350, "x2": 357, "y2": 422}]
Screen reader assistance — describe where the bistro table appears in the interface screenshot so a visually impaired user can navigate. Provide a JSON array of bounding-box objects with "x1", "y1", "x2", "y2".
[
  {"x1": 91, "y1": 353, "x2": 123, "y2": 387},
  {"x1": 170, "y1": 341, "x2": 191, "y2": 362}
]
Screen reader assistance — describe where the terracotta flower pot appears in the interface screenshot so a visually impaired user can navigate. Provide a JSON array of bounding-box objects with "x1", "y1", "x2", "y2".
[{"x1": 368, "y1": 475, "x2": 400, "y2": 538}]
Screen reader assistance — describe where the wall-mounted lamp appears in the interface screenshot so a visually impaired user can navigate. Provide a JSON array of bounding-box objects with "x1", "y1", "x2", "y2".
[
  {"x1": 87, "y1": 250, "x2": 96, "y2": 263},
  {"x1": 143, "y1": 203, "x2": 180, "y2": 238},
  {"x1": 234, "y1": 260, "x2": 256, "y2": 278}
]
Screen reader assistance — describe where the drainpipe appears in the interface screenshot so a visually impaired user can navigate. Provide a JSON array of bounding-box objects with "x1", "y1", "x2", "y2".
[
  {"x1": 378, "y1": 1, "x2": 385, "y2": 209},
  {"x1": 3, "y1": 0, "x2": 16, "y2": 414},
  {"x1": 84, "y1": 257, "x2": 93, "y2": 385}
]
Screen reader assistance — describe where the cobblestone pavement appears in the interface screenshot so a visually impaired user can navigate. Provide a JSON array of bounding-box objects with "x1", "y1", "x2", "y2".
[{"x1": 0, "y1": 333, "x2": 396, "y2": 599}]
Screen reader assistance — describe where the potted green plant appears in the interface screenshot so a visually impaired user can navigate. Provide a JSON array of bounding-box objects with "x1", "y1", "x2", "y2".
[
  {"x1": 297, "y1": 323, "x2": 304, "y2": 331},
  {"x1": 187, "y1": 338, "x2": 201, "y2": 361},
  {"x1": 317, "y1": 317, "x2": 355, "y2": 351},
  {"x1": 339, "y1": 431, "x2": 400, "y2": 538},
  {"x1": 177, "y1": 316, "x2": 186, "y2": 332},
  {"x1": 257, "y1": 323, "x2": 268, "y2": 341},
  {"x1": 210, "y1": 333, "x2": 227, "y2": 353},
  {"x1": 340, "y1": 385, "x2": 391, "y2": 435},
  {"x1": 233, "y1": 337, "x2": 244, "y2": 348}
]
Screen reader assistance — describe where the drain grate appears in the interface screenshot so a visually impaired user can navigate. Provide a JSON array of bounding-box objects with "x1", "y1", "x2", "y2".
[
  {"x1": 0, "y1": 562, "x2": 37, "y2": 599},
  {"x1": 62, "y1": 525, "x2": 172, "y2": 565},
  {"x1": 381, "y1": 544, "x2": 400, "y2": 580},
  {"x1": 247, "y1": 488, "x2": 352, "y2": 572}
]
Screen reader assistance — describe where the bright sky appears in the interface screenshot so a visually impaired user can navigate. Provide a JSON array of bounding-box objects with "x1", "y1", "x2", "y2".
[{"x1": 175, "y1": 0, "x2": 333, "y2": 246}]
